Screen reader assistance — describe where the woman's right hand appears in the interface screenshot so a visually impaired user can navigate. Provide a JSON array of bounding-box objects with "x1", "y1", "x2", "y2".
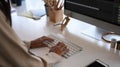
[{"x1": 49, "y1": 42, "x2": 69, "y2": 55}]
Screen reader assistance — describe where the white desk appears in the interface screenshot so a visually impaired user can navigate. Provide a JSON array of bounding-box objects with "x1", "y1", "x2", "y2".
[{"x1": 12, "y1": 12, "x2": 120, "y2": 67}]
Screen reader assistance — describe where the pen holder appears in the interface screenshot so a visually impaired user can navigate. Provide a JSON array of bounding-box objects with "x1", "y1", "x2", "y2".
[{"x1": 48, "y1": 8, "x2": 63, "y2": 23}]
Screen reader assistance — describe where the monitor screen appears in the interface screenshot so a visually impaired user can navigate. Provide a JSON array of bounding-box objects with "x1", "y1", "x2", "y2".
[{"x1": 65, "y1": 0, "x2": 120, "y2": 34}]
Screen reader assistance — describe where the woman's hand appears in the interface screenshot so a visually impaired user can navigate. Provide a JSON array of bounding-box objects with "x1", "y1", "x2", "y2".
[
  {"x1": 30, "y1": 36, "x2": 54, "y2": 48},
  {"x1": 49, "y1": 42, "x2": 69, "y2": 55}
]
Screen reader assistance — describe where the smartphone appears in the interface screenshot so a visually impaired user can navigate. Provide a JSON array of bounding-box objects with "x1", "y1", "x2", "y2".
[{"x1": 86, "y1": 59, "x2": 109, "y2": 67}]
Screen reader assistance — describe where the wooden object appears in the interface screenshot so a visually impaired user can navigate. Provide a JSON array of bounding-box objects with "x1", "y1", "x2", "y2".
[
  {"x1": 54, "y1": 16, "x2": 70, "y2": 31},
  {"x1": 61, "y1": 16, "x2": 70, "y2": 31},
  {"x1": 46, "y1": 0, "x2": 64, "y2": 23},
  {"x1": 49, "y1": 8, "x2": 63, "y2": 23}
]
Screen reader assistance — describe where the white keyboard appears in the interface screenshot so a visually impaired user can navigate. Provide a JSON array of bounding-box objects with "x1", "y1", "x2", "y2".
[{"x1": 43, "y1": 35, "x2": 83, "y2": 58}]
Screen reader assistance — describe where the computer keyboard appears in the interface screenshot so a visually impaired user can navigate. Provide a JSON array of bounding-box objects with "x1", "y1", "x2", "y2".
[{"x1": 43, "y1": 35, "x2": 83, "y2": 58}]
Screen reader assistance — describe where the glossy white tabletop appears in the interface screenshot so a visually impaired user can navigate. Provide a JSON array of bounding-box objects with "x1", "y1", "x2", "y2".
[{"x1": 12, "y1": 12, "x2": 120, "y2": 67}]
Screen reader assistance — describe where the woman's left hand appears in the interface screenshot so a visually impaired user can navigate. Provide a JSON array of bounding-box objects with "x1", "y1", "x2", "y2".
[{"x1": 30, "y1": 36, "x2": 54, "y2": 48}]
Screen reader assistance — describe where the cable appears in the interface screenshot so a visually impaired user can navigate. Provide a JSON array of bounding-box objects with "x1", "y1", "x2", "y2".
[{"x1": 101, "y1": 32, "x2": 119, "y2": 43}]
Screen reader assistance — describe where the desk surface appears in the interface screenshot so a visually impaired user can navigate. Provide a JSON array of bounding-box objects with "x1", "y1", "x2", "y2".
[{"x1": 12, "y1": 12, "x2": 120, "y2": 67}]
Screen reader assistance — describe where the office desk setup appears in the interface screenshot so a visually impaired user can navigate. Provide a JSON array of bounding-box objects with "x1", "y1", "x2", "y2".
[{"x1": 12, "y1": 12, "x2": 120, "y2": 67}]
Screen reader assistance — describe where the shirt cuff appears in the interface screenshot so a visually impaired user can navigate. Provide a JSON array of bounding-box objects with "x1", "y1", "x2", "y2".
[
  {"x1": 29, "y1": 47, "x2": 63, "y2": 67},
  {"x1": 23, "y1": 41, "x2": 31, "y2": 49},
  {"x1": 40, "y1": 52, "x2": 63, "y2": 67}
]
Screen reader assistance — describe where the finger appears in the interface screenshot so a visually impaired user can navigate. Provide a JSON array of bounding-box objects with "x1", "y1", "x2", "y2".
[
  {"x1": 41, "y1": 36, "x2": 54, "y2": 42},
  {"x1": 56, "y1": 42, "x2": 65, "y2": 47},
  {"x1": 61, "y1": 46, "x2": 67, "y2": 51},
  {"x1": 41, "y1": 43, "x2": 49, "y2": 47},
  {"x1": 49, "y1": 46, "x2": 58, "y2": 52},
  {"x1": 42, "y1": 36, "x2": 54, "y2": 40},
  {"x1": 30, "y1": 43, "x2": 48, "y2": 49},
  {"x1": 60, "y1": 48, "x2": 69, "y2": 55},
  {"x1": 50, "y1": 46, "x2": 66, "y2": 55}
]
